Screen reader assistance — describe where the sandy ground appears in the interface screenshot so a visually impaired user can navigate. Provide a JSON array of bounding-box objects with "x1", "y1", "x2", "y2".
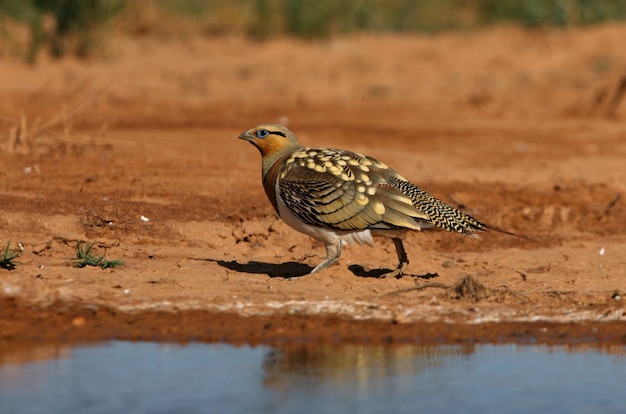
[{"x1": 1, "y1": 24, "x2": 626, "y2": 347}]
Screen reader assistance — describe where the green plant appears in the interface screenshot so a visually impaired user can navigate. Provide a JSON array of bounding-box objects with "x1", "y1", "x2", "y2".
[
  {"x1": 71, "y1": 240, "x2": 123, "y2": 269},
  {"x1": 0, "y1": 240, "x2": 21, "y2": 270}
]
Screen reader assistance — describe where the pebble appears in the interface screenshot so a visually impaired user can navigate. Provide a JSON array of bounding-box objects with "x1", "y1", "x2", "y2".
[{"x1": 442, "y1": 260, "x2": 456, "y2": 269}]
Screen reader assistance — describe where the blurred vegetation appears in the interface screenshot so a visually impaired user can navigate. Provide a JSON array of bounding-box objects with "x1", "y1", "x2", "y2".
[
  {"x1": 1, "y1": 0, "x2": 626, "y2": 62},
  {"x1": 481, "y1": 0, "x2": 626, "y2": 26},
  {"x1": 155, "y1": 0, "x2": 626, "y2": 38},
  {"x1": 0, "y1": 0, "x2": 127, "y2": 62}
]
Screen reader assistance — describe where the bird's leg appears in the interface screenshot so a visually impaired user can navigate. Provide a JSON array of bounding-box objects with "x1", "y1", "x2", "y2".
[
  {"x1": 310, "y1": 242, "x2": 342, "y2": 274},
  {"x1": 380, "y1": 238, "x2": 409, "y2": 279}
]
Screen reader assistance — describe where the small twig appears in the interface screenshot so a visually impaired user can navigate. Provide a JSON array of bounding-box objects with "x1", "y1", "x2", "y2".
[
  {"x1": 605, "y1": 193, "x2": 621, "y2": 214},
  {"x1": 383, "y1": 282, "x2": 450, "y2": 297},
  {"x1": 604, "y1": 75, "x2": 626, "y2": 117},
  {"x1": 32, "y1": 240, "x2": 53, "y2": 255},
  {"x1": 53, "y1": 236, "x2": 76, "y2": 246},
  {"x1": 34, "y1": 91, "x2": 104, "y2": 135}
]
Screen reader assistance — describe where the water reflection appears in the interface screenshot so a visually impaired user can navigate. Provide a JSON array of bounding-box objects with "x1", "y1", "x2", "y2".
[
  {"x1": 0, "y1": 343, "x2": 74, "y2": 366},
  {"x1": 1, "y1": 341, "x2": 625, "y2": 414},
  {"x1": 263, "y1": 343, "x2": 472, "y2": 392},
  {"x1": 0, "y1": 343, "x2": 75, "y2": 391}
]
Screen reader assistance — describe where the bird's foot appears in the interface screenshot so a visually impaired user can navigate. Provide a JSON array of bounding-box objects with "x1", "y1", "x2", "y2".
[
  {"x1": 308, "y1": 243, "x2": 342, "y2": 275},
  {"x1": 309, "y1": 257, "x2": 339, "y2": 274},
  {"x1": 379, "y1": 262, "x2": 409, "y2": 279}
]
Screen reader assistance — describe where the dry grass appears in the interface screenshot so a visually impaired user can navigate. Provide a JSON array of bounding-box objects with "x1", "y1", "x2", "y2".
[{"x1": 1, "y1": 92, "x2": 106, "y2": 155}]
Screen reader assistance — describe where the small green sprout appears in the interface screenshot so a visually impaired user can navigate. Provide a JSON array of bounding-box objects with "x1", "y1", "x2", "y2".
[
  {"x1": 71, "y1": 241, "x2": 123, "y2": 269},
  {"x1": 0, "y1": 240, "x2": 21, "y2": 270}
]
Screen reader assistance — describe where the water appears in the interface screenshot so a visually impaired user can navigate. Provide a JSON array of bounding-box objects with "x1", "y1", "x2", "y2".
[{"x1": 1, "y1": 341, "x2": 625, "y2": 414}]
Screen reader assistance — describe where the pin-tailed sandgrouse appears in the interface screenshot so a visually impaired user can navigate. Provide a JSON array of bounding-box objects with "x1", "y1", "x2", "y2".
[{"x1": 240, "y1": 123, "x2": 517, "y2": 278}]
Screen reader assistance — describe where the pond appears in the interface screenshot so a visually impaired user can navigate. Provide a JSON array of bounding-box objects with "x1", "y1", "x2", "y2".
[{"x1": 1, "y1": 341, "x2": 625, "y2": 414}]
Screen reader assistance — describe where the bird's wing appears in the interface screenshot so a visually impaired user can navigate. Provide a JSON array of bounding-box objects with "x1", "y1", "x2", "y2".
[{"x1": 277, "y1": 148, "x2": 430, "y2": 231}]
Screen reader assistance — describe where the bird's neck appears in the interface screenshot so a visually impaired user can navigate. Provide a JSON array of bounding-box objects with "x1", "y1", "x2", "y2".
[
  {"x1": 261, "y1": 153, "x2": 292, "y2": 215},
  {"x1": 261, "y1": 146, "x2": 298, "y2": 180}
]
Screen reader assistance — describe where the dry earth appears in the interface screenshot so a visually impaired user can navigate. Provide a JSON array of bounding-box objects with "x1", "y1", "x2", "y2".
[{"x1": 1, "y1": 24, "x2": 626, "y2": 348}]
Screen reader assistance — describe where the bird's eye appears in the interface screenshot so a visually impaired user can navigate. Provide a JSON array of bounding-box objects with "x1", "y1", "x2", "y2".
[{"x1": 256, "y1": 129, "x2": 269, "y2": 139}]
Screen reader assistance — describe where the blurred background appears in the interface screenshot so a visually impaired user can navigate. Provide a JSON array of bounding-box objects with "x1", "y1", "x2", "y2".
[
  {"x1": 0, "y1": 0, "x2": 625, "y2": 128},
  {"x1": 1, "y1": 0, "x2": 626, "y2": 62}
]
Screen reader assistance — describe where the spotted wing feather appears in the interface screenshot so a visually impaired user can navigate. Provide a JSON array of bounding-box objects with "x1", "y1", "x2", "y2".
[
  {"x1": 278, "y1": 146, "x2": 492, "y2": 237},
  {"x1": 277, "y1": 148, "x2": 429, "y2": 232}
]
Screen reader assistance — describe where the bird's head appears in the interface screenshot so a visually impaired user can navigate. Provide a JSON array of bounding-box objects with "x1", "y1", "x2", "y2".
[{"x1": 239, "y1": 123, "x2": 301, "y2": 158}]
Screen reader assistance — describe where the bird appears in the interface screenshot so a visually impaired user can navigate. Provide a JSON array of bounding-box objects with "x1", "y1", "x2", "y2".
[{"x1": 239, "y1": 123, "x2": 519, "y2": 278}]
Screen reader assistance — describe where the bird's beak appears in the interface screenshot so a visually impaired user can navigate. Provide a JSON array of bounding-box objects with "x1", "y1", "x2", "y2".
[{"x1": 239, "y1": 130, "x2": 253, "y2": 141}]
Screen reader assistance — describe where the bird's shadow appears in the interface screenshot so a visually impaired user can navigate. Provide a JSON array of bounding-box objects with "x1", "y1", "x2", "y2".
[
  {"x1": 201, "y1": 258, "x2": 314, "y2": 278},
  {"x1": 197, "y1": 258, "x2": 438, "y2": 280},
  {"x1": 348, "y1": 264, "x2": 439, "y2": 280},
  {"x1": 347, "y1": 264, "x2": 393, "y2": 278}
]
